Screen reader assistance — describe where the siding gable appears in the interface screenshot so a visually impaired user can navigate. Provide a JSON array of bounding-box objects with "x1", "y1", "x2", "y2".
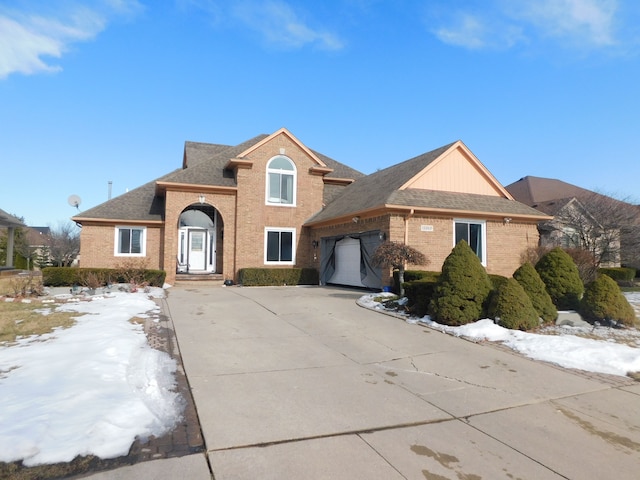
[{"x1": 400, "y1": 141, "x2": 512, "y2": 198}]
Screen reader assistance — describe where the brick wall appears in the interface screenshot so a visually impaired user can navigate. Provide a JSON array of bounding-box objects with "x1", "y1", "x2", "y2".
[
  {"x1": 233, "y1": 134, "x2": 326, "y2": 274},
  {"x1": 78, "y1": 223, "x2": 162, "y2": 270}
]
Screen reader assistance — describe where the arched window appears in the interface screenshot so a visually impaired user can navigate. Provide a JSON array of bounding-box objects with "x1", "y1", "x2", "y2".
[{"x1": 266, "y1": 156, "x2": 296, "y2": 205}]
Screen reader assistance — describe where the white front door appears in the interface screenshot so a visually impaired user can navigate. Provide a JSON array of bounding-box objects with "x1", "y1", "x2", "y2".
[{"x1": 188, "y1": 229, "x2": 207, "y2": 271}]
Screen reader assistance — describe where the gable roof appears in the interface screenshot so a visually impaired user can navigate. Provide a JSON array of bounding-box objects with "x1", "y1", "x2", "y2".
[
  {"x1": 74, "y1": 130, "x2": 363, "y2": 223},
  {"x1": 505, "y1": 176, "x2": 594, "y2": 206},
  {"x1": 306, "y1": 142, "x2": 548, "y2": 225}
]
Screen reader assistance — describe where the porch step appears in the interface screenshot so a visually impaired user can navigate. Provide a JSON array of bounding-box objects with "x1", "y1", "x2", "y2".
[{"x1": 174, "y1": 273, "x2": 226, "y2": 286}]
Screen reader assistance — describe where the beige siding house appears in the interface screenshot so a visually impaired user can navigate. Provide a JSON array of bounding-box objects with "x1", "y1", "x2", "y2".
[{"x1": 73, "y1": 128, "x2": 549, "y2": 287}]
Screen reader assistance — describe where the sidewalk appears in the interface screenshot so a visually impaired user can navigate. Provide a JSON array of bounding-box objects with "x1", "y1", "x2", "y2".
[{"x1": 160, "y1": 285, "x2": 639, "y2": 480}]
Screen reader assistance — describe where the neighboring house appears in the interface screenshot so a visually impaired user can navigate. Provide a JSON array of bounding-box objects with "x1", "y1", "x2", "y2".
[
  {"x1": 25, "y1": 227, "x2": 52, "y2": 269},
  {"x1": 506, "y1": 176, "x2": 640, "y2": 268},
  {"x1": 73, "y1": 128, "x2": 549, "y2": 288},
  {"x1": 0, "y1": 208, "x2": 26, "y2": 270}
]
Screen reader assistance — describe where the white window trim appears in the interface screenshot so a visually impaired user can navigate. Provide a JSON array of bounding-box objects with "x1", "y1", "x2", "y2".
[
  {"x1": 453, "y1": 219, "x2": 486, "y2": 266},
  {"x1": 114, "y1": 226, "x2": 147, "y2": 257},
  {"x1": 265, "y1": 155, "x2": 297, "y2": 207},
  {"x1": 264, "y1": 227, "x2": 296, "y2": 265}
]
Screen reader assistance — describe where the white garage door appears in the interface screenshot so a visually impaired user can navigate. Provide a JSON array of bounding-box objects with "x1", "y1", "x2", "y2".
[{"x1": 328, "y1": 237, "x2": 366, "y2": 287}]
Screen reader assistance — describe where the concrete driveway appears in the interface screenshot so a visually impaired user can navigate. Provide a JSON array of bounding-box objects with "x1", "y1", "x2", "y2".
[{"x1": 165, "y1": 285, "x2": 640, "y2": 480}]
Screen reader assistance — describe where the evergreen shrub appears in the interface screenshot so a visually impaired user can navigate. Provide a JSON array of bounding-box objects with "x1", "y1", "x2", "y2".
[
  {"x1": 535, "y1": 247, "x2": 584, "y2": 310},
  {"x1": 429, "y1": 240, "x2": 492, "y2": 326},
  {"x1": 238, "y1": 268, "x2": 319, "y2": 286},
  {"x1": 492, "y1": 278, "x2": 539, "y2": 331},
  {"x1": 597, "y1": 267, "x2": 636, "y2": 286},
  {"x1": 580, "y1": 274, "x2": 636, "y2": 326},
  {"x1": 513, "y1": 262, "x2": 557, "y2": 323},
  {"x1": 403, "y1": 278, "x2": 438, "y2": 317},
  {"x1": 42, "y1": 267, "x2": 166, "y2": 287}
]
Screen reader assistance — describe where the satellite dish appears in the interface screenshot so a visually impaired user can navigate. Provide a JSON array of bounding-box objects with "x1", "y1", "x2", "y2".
[{"x1": 68, "y1": 194, "x2": 82, "y2": 210}]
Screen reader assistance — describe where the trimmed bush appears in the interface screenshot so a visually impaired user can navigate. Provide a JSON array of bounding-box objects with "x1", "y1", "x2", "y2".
[
  {"x1": 580, "y1": 274, "x2": 636, "y2": 326},
  {"x1": 42, "y1": 267, "x2": 166, "y2": 287},
  {"x1": 597, "y1": 267, "x2": 636, "y2": 286},
  {"x1": 398, "y1": 270, "x2": 440, "y2": 283},
  {"x1": 403, "y1": 278, "x2": 438, "y2": 317},
  {"x1": 492, "y1": 278, "x2": 539, "y2": 331},
  {"x1": 513, "y1": 262, "x2": 557, "y2": 324},
  {"x1": 238, "y1": 268, "x2": 319, "y2": 286},
  {"x1": 535, "y1": 248, "x2": 584, "y2": 310},
  {"x1": 429, "y1": 240, "x2": 492, "y2": 326},
  {"x1": 486, "y1": 274, "x2": 509, "y2": 320}
]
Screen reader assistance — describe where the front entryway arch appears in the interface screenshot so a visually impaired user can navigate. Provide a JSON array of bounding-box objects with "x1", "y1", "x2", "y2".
[{"x1": 177, "y1": 204, "x2": 221, "y2": 274}]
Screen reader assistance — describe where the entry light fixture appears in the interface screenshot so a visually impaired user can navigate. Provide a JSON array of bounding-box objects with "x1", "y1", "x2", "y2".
[
  {"x1": 503, "y1": 217, "x2": 512, "y2": 224},
  {"x1": 199, "y1": 194, "x2": 206, "y2": 204},
  {"x1": 312, "y1": 240, "x2": 319, "y2": 249}
]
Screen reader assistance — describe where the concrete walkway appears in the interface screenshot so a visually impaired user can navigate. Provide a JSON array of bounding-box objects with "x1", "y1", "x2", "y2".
[{"x1": 148, "y1": 285, "x2": 639, "y2": 480}]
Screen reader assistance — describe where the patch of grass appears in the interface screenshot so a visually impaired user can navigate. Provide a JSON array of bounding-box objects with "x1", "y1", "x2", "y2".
[{"x1": 0, "y1": 300, "x2": 78, "y2": 344}]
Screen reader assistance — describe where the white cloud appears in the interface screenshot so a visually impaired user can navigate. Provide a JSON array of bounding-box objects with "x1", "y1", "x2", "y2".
[
  {"x1": 232, "y1": 1, "x2": 344, "y2": 51},
  {"x1": 0, "y1": 1, "x2": 142, "y2": 79},
  {"x1": 433, "y1": 13, "x2": 489, "y2": 49},
  {"x1": 513, "y1": 0, "x2": 617, "y2": 47},
  {"x1": 429, "y1": 0, "x2": 625, "y2": 53}
]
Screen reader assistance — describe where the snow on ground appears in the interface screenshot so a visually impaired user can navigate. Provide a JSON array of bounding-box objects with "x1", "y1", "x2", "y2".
[
  {"x1": 359, "y1": 292, "x2": 640, "y2": 378},
  {"x1": 0, "y1": 290, "x2": 184, "y2": 467}
]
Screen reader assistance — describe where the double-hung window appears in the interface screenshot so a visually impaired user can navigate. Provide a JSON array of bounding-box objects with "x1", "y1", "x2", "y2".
[
  {"x1": 265, "y1": 228, "x2": 295, "y2": 264},
  {"x1": 454, "y1": 219, "x2": 486, "y2": 264},
  {"x1": 266, "y1": 156, "x2": 296, "y2": 205},
  {"x1": 115, "y1": 226, "x2": 146, "y2": 256}
]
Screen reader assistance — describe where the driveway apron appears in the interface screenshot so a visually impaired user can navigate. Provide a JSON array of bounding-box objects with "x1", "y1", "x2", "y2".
[{"x1": 165, "y1": 285, "x2": 640, "y2": 480}]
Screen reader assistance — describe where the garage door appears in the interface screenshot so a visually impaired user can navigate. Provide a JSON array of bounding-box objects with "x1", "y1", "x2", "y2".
[{"x1": 328, "y1": 237, "x2": 366, "y2": 287}]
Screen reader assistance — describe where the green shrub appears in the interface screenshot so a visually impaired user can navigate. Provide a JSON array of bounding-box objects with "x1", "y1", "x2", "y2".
[
  {"x1": 429, "y1": 240, "x2": 492, "y2": 326},
  {"x1": 580, "y1": 274, "x2": 636, "y2": 326},
  {"x1": 597, "y1": 267, "x2": 636, "y2": 286},
  {"x1": 403, "y1": 278, "x2": 438, "y2": 317},
  {"x1": 513, "y1": 262, "x2": 557, "y2": 324},
  {"x1": 400, "y1": 270, "x2": 440, "y2": 282},
  {"x1": 42, "y1": 267, "x2": 166, "y2": 287},
  {"x1": 492, "y1": 278, "x2": 539, "y2": 331},
  {"x1": 238, "y1": 268, "x2": 319, "y2": 286},
  {"x1": 486, "y1": 274, "x2": 509, "y2": 320},
  {"x1": 535, "y1": 248, "x2": 584, "y2": 310}
]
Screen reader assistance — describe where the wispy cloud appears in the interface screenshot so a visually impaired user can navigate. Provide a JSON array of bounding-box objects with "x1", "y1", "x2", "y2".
[
  {"x1": 0, "y1": 1, "x2": 142, "y2": 79},
  {"x1": 231, "y1": 1, "x2": 344, "y2": 51},
  {"x1": 429, "y1": 0, "x2": 628, "y2": 53}
]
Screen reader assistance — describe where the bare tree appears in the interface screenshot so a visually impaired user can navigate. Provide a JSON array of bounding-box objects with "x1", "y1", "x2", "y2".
[
  {"x1": 551, "y1": 192, "x2": 640, "y2": 269},
  {"x1": 46, "y1": 222, "x2": 80, "y2": 267},
  {"x1": 371, "y1": 241, "x2": 428, "y2": 296}
]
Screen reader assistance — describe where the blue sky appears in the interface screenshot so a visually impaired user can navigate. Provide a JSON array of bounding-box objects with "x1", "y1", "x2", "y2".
[{"x1": 1, "y1": 0, "x2": 640, "y2": 227}]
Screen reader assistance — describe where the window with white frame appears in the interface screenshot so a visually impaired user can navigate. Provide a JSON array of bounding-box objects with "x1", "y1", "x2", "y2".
[
  {"x1": 454, "y1": 219, "x2": 486, "y2": 264},
  {"x1": 115, "y1": 226, "x2": 146, "y2": 256},
  {"x1": 266, "y1": 156, "x2": 296, "y2": 205},
  {"x1": 265, "y1": 228, "x2": 295, "y2": 264}
]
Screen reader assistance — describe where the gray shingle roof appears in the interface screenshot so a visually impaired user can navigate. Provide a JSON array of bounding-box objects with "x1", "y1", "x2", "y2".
[
  {"x1": 306, "y1": 142, "x2": 548, "y2": 224},
  {"x1": 74, "y1": 133, "x2": 363, "y2": 222},
  {"x1": 74, "y1": 174, "x2": 174, "y2": 222}
]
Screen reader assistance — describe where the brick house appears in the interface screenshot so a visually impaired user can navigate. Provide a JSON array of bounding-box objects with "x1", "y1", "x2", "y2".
[
  {"x1": 73, "y1": 128, "x2": 549, "y2": 288},
  {"x1": 506, "y1": 176, "x2": 640, "y2": 268}
]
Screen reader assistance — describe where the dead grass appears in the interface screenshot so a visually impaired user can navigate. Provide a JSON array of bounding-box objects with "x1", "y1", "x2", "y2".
[{"x1": 0, "y1": 300, "x2": 78, "y2": 345}]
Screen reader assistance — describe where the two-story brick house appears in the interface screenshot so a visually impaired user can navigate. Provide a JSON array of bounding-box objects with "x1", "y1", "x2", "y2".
[{"x1": 73, "y1": 128, "x2": 549, "y2": 288}]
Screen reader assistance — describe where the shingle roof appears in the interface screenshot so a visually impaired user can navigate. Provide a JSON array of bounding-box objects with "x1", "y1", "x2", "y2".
[
  {"x1": 505, "y1": 176, "x2": 593, "y2": 206},
  {"x1": 306, "y1": 142, "x2": 546, "y2": 224},
  {"x1": 74, "y1": 133, "x2": 363, "y2": 222},
  {"x1": 306, "y1": 143, "x2": 454, "y2": 222},
  {"x1": 74, "y1": 174, "x2": 174, "y2": 222}
]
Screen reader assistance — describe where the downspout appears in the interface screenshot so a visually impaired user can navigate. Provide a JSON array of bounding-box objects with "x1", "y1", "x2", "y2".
[{"x1": 404, "y1": 209, "x2": 415, "y2": 244}]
